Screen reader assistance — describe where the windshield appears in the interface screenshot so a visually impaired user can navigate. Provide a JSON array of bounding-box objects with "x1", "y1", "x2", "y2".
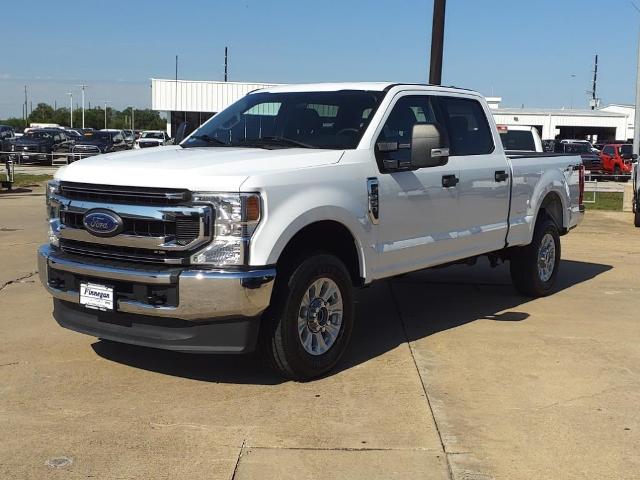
[
  {"x1": 142, "y1": 132, "x2": 164, "y2": 139},
  {"x1": 24, "y1": 130, "x2": 54, "y2": 139},
  {"x1": 182, "y1": 90, "x2": 384, "y2": 150},
  {"x1": 499, "y1": 130, "x2": 536, "y2": 151},
  {"x1": 561, "y1": 143, "x2": 591, "y2": 154}
]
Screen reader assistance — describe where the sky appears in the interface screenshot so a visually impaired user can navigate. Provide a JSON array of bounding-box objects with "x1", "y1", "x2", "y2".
[{"x1": 2, "y1": 0, "x2": 639, "y2": 118}]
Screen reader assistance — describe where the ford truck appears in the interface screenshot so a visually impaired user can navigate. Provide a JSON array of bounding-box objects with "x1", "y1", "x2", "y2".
[{"x1": 39, "y1": 83, "x2": 585, "y2": 380}]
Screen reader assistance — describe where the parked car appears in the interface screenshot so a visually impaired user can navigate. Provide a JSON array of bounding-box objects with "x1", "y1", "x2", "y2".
[
  {"x1": 122, "y1": 129, "x2": 136, "y2": 148},
  {"x1": 545, "y1": 140, "x2": 602, "y2": 173},
  {"x1": 10, "y1": 128, "x2": 74, "y2": 165},
  {"x1": 64, "y1": 129, "x2": 84, "y2": 140},
  {"x1": 0, "y1": 125, "x2": 16, "y2": 158},
  {"x1": 70, "y1": 130, "x2": 129, "y2": 160},
  {"x1": 599, "y1": 144, "x2": 634, "y2": 181},
  {"x1": 633, "y1": 162, "x2": 640, "y2": 226},
  {"x1": 134, "y1": 130, "x2": 172, "y2": 149},
  {"x1": 39, "y1": 83, "x2": 584, "y2": 380},
  {"x1": 497, "y1": 125, "x2": 543, "y2": 153}
]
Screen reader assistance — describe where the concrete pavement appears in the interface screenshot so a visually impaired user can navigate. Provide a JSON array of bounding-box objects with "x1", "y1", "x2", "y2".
[{"x1": 0, "y1": 187, "x2": 638, "y2": 479}]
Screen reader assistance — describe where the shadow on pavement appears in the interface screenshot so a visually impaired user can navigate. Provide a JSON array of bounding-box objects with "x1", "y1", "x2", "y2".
[{"x1": 92, "y1": 258, "x2": 612, "y2": 384}]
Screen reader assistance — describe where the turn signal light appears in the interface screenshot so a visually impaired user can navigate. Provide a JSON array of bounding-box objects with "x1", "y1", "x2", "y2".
[{"x1": 245, "y1": 195, "x2": 261, "y2": 222}]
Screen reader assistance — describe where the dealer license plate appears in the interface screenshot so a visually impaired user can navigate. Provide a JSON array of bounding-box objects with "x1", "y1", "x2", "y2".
[{"x1": 80, "y1": 282, "x2": 114, "y2": 311}]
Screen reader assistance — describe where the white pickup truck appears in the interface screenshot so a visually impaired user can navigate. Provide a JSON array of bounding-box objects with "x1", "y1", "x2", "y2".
[{"x1": 39, "y1": 83, "x2": 585, "y2": 380}]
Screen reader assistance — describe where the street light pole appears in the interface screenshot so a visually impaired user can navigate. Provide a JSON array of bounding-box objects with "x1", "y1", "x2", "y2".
[
  {"x1": 67, "y1": 92, "x2": 73, "y2": 128},
  {"x1": 81, "y1": 85, "x2": 85, "y2": 128},
  {"x1": 103, "y1": 101, "x2": 110, "y2": 129}
]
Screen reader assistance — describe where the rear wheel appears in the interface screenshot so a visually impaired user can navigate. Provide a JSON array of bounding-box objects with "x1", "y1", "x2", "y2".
[
  {"x1": 510, "y1": 217, "x2": 561, "y2": 297},
  {"x1": 260, "y1": 254, "x2": 354, "y2": 381}
]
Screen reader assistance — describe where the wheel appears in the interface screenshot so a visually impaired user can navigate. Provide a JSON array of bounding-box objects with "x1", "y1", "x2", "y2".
[
  {"x1": 260, "y1": 253, "x2": 354, "y2": 381},
  {"x1": 635, "y1": 208, "x2": 640, "y2": 228},
  {"x1": 510, "y1": 217, "x2": 561, "y2": 297}
]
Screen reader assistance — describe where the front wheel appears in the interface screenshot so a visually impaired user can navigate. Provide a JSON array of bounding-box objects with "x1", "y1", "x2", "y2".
[
  {"x1": 510, "y1": 217, "x2": 561, "y2": 297},
  {"x1": 260, "y1": 254, "x2": 354, "y2": 381}
]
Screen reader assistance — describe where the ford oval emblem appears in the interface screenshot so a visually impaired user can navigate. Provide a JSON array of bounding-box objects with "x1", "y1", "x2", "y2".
[{"x1": 82, "y1": 210, "x2": 124, "y2": 238}]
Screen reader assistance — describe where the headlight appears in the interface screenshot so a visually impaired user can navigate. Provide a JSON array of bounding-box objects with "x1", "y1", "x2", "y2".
[
  {"x1": 190, "y1": 192, "x2": 262, "y2": 266},
  {"x1": 46, "y1": 180, "x2": 61, "y2": 246}
]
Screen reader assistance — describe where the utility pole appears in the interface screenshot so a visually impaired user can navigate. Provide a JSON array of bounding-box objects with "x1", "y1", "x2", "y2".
[
  {"x1": 634, "y1": 31, "x2": 640, "y2": 157},
  {"x1": 224, "y1": 46, "x2": 228, "y2": 81},
  {"x1": 131, "y1": 107, "x2": 135, "y2": 130},
  {"x1": 24, "y1": 85, "x2": 28, "y2": 126},
  {"x1": 429, "y1": 0, "x2": 446, "y2": 85},
  {"x1": 67, "y1": 93, "x2": 73, "y2": 127},
  {"x1": 589, "y1": 54, "x2": 599, "y2": 110}
]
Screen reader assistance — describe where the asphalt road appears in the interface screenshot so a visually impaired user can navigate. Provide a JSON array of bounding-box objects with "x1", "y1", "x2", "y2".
[{"x1": 1, "y1": 186, "x2": 638, "y2": 479}]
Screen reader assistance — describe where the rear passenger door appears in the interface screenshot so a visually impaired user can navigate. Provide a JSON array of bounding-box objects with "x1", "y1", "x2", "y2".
[{"x1": 437, "y1": 95, "x2": 511, "y2": 256}]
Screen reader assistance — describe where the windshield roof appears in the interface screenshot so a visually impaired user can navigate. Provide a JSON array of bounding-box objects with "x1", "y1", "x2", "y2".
[{"x1": 181, "y1": 90, "x2": 385, "y2": 150}]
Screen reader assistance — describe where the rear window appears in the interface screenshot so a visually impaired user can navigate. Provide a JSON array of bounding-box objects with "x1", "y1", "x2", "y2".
[
  {"x1": 620, "y1": 144, "x2": 633, "y2": 157},
  {"x1": 499, "y1": 130, "x2": 536, "y2": 151},
  {"x1": 438, "y1": 97, "x2": 494, "y2": 156}
]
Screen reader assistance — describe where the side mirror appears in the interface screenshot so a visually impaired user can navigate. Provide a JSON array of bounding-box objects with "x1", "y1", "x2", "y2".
[
  {"x1": 411, "y1": 123, "x2": 449, "y2": 169},
  {"x1": 175, "y1": 122, "x2": 189, "y2": 144}
]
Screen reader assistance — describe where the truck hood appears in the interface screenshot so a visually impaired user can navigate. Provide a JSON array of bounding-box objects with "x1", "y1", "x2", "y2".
[{"x1": 55, "y1": 145, "x2": 344, "y2": 191}]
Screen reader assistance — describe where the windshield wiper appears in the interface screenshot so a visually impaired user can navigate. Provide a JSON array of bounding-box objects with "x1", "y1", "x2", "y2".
[
  {"x1": 187, "y1": 134, "x2": 228, "y2": 146},
  {"x1": 260, "y1": 136, "x2": 314, "y2": 149}
]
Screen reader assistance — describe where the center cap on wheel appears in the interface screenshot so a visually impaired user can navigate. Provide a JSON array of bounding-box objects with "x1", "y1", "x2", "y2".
[{"x1": 307, "y1": 298, "x2": 328, "y2": 333}]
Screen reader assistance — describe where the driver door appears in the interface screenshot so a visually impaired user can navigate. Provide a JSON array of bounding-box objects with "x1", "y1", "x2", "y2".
[{"x1": 372, "y1": 93, "x2": 465, "y2": 279}]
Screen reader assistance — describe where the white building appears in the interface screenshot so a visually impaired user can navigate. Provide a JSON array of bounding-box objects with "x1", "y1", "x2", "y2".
[
  {"x1": 488, "y1": 97, "x2": 630, "y2": 142},
  {"x1": 598, "y1": 104, "x2": 635, "y2": 140},
  {"x1": 151, "y1": 78, "x2": 279, "y2": 136}
]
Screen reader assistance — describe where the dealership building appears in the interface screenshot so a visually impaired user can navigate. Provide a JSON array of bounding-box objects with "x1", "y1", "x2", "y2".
[
  {"x1": 151, "y1": 78, "x2": 278, "y2": 136},
  {"x1": 488, "y1": 97, "x2": 632, "y2": 142},
  {"x1": 151, "y1": 79, "x2": 635, "y2": 143}
]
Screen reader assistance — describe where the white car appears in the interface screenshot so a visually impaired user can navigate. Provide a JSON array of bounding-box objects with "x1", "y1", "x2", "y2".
[
  {"x1": 39, "y1": 83, "x2": 585, "y2": 380},
  {"x1": 134, "y1": 130, "x2": 172, "y2": 149}
]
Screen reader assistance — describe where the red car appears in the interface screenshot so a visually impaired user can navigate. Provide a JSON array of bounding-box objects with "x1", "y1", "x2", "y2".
[{"x1": 600, "y1": 144, "x2": 633, "y2": 181}]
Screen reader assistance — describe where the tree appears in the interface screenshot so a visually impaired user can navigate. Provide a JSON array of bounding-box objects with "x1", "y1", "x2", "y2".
[{"x1": 0, "y1": 102, "x2": 167, "y2": 131}]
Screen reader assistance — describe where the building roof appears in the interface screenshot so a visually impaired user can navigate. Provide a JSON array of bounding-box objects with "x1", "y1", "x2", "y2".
[{"x1": 494, "y1": 107, "x2": 626, "y2": 117}]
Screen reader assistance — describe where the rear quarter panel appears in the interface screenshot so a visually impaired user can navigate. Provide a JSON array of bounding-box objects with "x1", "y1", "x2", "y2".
[{"x1": 507, "y1": 154, "x2": 582, "y2": 246}]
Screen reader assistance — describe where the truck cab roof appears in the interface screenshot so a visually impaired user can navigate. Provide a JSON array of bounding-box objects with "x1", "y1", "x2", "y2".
[{"x1": 256, "y1": 82, "x2": 481, "y2": 97}]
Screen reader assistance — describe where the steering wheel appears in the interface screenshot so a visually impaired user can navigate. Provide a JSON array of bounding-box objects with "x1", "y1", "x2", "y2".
[{"x1": 336, "y1": 128, "x2": 360, "y2": 136}]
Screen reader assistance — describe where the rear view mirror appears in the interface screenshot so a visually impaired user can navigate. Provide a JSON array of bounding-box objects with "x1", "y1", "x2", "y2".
[{"x1": 411, "y1": 123, "x2": 449, "y2": 169}]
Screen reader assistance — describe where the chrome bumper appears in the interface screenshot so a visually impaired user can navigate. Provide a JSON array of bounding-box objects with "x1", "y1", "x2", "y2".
[{"x1": 37, "y1": 244, "x2": 276, "y2": 321}]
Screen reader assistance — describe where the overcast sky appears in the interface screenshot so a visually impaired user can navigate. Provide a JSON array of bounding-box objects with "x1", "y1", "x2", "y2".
[{"x1": 2, "y1": 0, "x2": 638, "y2": 117}]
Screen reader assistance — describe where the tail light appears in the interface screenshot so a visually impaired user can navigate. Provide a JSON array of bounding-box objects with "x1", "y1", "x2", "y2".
[{"x1": 578, "y1": 164, "x2": 585, "y2": 206}]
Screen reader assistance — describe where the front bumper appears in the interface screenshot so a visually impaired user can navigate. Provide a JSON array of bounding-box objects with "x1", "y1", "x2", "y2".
[{"x1": 38, "y1": 244, "x2": 276, "y2": 353}]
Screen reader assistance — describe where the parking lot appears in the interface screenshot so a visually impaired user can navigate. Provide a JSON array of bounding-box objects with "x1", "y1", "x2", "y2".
[{"x1": 0, "y1": 185, "x2": 638, "y2": 480}]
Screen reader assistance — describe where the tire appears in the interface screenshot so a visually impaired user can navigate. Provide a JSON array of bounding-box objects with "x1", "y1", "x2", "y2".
[
  {"x1": 510, "y1": 217, "x2": 561, "y2": 297},
  {"x1": 260, "y1": 253, "x2": 354, "y2": 381}
]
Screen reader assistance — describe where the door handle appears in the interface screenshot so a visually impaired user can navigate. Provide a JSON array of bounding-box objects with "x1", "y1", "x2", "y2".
[
  {"x1": 442, "y1": 174, "x2": 459, "y2": 188},
  {"x1": 495, "y1": 170, "x2": 509, "y2": 182}
]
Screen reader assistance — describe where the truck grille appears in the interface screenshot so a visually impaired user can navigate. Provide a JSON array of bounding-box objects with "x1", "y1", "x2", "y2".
[
  {"x1": 53, "y1": 182, "x2": 211, "y2": 264},
  {"x1": 59, "y1": 182, "x2": 190, "y2": 206}
]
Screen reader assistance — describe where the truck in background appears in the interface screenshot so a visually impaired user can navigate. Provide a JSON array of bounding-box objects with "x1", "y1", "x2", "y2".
[{"x1": 497, "y1": 125, "x2": 543, "y2": 153}]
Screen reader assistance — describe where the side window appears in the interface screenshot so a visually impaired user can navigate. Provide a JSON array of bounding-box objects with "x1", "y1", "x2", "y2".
[
  {"x1": 375, "y1": 95, "x2": 438, "y2": 168},
  {"x1": 602, "y1": 146, "x2": 614, "y2": 156},
  {"x1": 439, "y1": 97, "x2": 494, "y2": 156}
]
